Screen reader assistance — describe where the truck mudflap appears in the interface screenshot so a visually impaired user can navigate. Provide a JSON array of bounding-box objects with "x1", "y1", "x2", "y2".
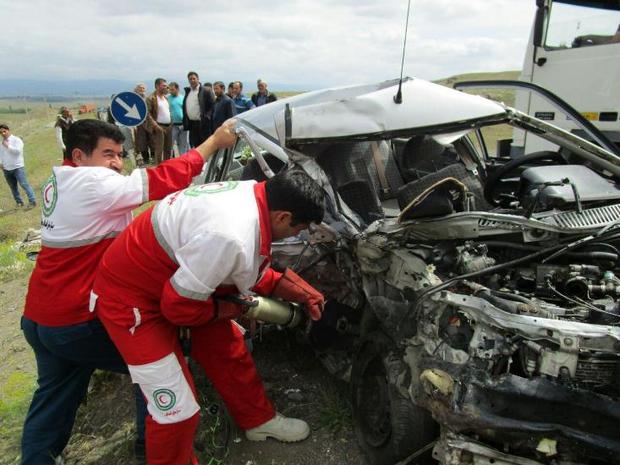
[{"x1": 418, "y1": 360, "x2": 620, "y2": 464}]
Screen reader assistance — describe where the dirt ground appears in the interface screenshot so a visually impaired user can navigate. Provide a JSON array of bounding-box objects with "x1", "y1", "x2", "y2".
[{"x1": 0, "y1": 274, "x2": 364, "y2": 465}]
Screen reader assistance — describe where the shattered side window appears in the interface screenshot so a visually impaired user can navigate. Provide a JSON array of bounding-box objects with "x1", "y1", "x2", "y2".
[
  {"x1": 479, "y1": 123, "x2": 513, "y2": 158},
  {"x1": 226, "y1": 139, "x2": 251, "y2": 181}
]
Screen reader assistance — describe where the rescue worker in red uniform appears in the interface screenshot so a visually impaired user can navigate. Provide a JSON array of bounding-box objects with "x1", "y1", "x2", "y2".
[
  {"x1": 20, "y1": 118, "x2": 238, "y2": 465},
  {"x1": 92, "y1": 170, "x2": 325, "y2": 465}
]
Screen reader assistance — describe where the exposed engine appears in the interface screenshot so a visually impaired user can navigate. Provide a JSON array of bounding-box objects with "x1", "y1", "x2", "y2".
[
  {"x1": 272, "y1": 147, "x2": 620, "y2": 465},
  {"x1": 358, "y1": 210, "x2": 620, "y2": 464},
  {"x1": 411, "y1": 239, "x2": 620, "y2": 394}
]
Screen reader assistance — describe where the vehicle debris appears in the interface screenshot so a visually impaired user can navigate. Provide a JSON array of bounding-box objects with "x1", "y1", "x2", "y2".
[{"x1": 204, "y1": 75, "x2": 620, "y2": 465}]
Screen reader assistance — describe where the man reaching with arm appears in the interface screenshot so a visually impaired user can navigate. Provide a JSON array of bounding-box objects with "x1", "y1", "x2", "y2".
[{"x1": 20, "y1": 118, "x2": 237, "y2": 465}]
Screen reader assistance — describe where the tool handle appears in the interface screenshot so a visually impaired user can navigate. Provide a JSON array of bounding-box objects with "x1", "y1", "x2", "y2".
[{"x1": 221, "y1": 294, "x2": 259, "y2": 307}]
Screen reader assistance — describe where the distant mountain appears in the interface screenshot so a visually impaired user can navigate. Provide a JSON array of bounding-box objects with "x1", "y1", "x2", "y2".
[
  {"x1": 0, "y1": 78, "x2": 314, "y2": 98},
  {"x1": 0, "y1": 72, "x2": 521, "y2": 99},
  {"x1": 0, "y1": 79, "x2": 139, "y2": 97}
]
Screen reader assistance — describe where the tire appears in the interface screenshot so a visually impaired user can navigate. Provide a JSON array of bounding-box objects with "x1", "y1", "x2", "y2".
[{"x1": 351, "y1": 332, "x2": 438, "y2": 465}]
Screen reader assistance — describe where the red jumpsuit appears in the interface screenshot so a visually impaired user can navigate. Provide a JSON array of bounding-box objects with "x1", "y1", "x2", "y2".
[
  {"x1": 21, "y1": 150, "x2": 210, "y2": 464},
  {"x1": 92, "y1": 180, "x2": 278, "y2": 465}
]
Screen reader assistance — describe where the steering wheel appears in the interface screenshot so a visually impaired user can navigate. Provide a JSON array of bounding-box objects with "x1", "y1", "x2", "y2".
[{"x1": 484, "y1": 151, "x2": 566, "y2": 206}]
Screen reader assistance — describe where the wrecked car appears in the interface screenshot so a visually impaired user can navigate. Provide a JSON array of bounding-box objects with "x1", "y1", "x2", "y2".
[{"x1": 204, "y1": 77, "x2": 620, "y2": 465}]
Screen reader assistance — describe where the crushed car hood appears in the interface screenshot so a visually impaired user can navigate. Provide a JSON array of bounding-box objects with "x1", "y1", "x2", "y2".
[{"x1": 236, "y1": 77, "x2": 507, "y2": 144}]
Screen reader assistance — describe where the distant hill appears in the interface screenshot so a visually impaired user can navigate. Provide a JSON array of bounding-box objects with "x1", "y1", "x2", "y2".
[
  {"x1": 0, "y1": 79, "x2": 138, "y2": 98},
  {"x1": 435, "y1": 70, "x2": 521, "y2": 106},
  {"x1": 434, "y1": 70, "x2": 520, "y2": 86}
]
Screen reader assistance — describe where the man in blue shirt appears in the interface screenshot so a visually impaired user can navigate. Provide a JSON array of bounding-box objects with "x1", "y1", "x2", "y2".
[
  {"x1": 167, "y1": 82, "x2": 189, "y2": 156},
  {"x1": 232, "y1": 81, "x2": 255, "y2": 114}
]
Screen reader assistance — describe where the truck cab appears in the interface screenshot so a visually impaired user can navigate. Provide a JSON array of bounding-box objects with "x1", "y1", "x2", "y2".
[{"x1": 514, "y1": 0, "x2": 620, "y2": 155}]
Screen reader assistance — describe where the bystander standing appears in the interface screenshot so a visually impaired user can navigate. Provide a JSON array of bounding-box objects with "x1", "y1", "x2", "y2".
[
  {"x1": 133, "y1": 83, "x2": 151, "y2": 166},
  {"x1": 146, "y1": 78, "x2": 172, "y2": 164},
  {"x1": 183, "y1": 72, "x2": 214, "y2": 148},
  {"x1": 0, "y1": 123, "x2": 36, "y2": 208},
  {"x1": 54, "y1": 107, "x2": 74, "y2": 158},
  {"x1": 252, "y1": 79, "x2": 278, "y2": 107},
  {"x1": 232, "y1": 81, "x2": 255, "y2": 114},
  {"x1": 168, "y1": 82, "x2": 189, "y2": 156},
  {"x1": 212, "y1": 81, "x2": 237, "y2": 132}
]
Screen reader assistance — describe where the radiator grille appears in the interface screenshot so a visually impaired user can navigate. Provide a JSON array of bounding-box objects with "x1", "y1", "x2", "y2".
[
  {"x1": 543, "y1": 204, "x2": 620, "y2": 229},
  {"x1": 575, "y1": 356, "x2": 619, "y2": 389}
]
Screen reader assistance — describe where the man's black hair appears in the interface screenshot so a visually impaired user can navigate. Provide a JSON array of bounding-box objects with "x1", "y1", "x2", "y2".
[
  {"x1": 64, "y1": 119, "x2": 125, "y2": 160},
  {"x1": 154, "y1": 77, "x2": 166, "y2": 87},
  {"x1": 204, "y1": 82, "x2": 213, "y2": 88},
  {"x1": 234, "y1": 81, "x2": 244, "y2": 90},
  {"x1": 214, "y1": 81, "x2": 225, "y2": 89},
  {"x1": 0, "y1": 123, "x2": 9, "y2": 130},
  {"x1": 187, "y1": 71, "x2": 199, "y2": 79},
  {"x1": 169, "y1": 82, "x2": 179, "y2": 90},
  {"x1": 265, "y1": 170, "x2": 324, "y2": 225}
]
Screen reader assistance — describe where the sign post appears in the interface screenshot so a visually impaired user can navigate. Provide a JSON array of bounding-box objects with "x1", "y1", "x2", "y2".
[{"x1": 110, "y1": 92, "x2": 147, "y2": 127}]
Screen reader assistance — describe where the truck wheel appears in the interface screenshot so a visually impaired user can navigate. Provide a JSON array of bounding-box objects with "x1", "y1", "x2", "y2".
[{"x1": 351, "y1": 333, "x2": 437, "y2": 465}]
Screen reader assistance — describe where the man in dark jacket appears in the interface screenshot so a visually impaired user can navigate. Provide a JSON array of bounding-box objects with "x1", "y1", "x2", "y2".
[
  {"x1": 251, "y1": 79, "x2": 278, "y2": 107},
  {"x1": 212, "y1": 81, "x2": 237, "y2": 132},
  {"x1": 182, "y1": 71, "x2": 214, "y2": 148},
  {"x1": 54, "y1": 107, "x2": 74, "y2": 158}
]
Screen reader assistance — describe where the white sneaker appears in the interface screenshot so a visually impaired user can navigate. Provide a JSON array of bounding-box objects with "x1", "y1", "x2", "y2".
[{"x1": 245, "y1": 413, "x2": 310, "y2": 442}]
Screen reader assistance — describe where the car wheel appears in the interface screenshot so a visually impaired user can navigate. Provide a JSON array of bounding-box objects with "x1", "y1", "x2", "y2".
[{"x1": 351, "y1": 332, "x2": 437, "y2": 465}]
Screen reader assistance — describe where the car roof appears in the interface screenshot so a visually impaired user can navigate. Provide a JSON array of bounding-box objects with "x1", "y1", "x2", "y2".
[{"x1": 236, "y1": 77, "x2": 508, "y2": 143}]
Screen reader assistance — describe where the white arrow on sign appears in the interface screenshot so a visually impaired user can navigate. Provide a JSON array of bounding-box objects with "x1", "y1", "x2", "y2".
[{"x1": 115, "y1": 96, "x2": 141, "y2": 120}]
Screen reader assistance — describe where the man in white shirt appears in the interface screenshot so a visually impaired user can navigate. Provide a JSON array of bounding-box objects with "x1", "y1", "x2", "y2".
[
  {"x1": 146, "y1": 78, "x2": 173, "y2": 164},
  {"x1": 182, "y1": 71, "x2": 214, "y2": 148},
  {"x1": 0, "y1": 123, "x2": 36, "y2": 208}
]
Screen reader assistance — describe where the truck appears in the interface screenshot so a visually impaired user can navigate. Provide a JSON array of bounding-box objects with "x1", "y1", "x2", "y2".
[{"x1": 457, "y1": 0, "x2": 620, "y2": 157}]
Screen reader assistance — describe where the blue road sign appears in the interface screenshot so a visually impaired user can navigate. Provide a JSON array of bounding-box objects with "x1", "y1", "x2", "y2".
[{"x1": 110, "y1": 92, "x2": 147, "y2": 127}]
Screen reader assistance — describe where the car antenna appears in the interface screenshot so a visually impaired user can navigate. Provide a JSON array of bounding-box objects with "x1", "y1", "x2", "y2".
[{"x1": 394, "y1": 0, "x2": 411, "y2": 104}]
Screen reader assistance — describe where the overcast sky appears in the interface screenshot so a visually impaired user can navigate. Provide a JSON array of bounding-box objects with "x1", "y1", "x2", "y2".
[{"x1": 0, "y1": 0, "x2": 537, "y2": 90}]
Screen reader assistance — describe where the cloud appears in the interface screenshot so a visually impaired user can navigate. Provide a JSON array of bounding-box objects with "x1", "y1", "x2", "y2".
[{"x1": 0, "y1": 0, "x2": 537, "y2": 89}]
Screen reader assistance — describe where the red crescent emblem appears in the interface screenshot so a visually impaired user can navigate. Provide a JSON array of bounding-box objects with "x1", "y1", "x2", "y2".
[{"x1": 44, "y1": 184, "x2": 53, "y2": 203}]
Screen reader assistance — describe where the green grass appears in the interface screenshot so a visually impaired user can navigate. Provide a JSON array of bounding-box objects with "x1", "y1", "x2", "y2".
[
  {"x1": 0, "y1": 372, "x2": 36, "y2": 460},
  {"x1": 435, "y1": 70, "x2": 520, "y2": 106},
  {"x1": 0, "y1": 242, "x2": 33, "y2": 282},
  {"x1": 316, "y1": 383, "x2": 352, "y2": 435},
  {"x1": 435, "y1": 71, "x2": 520, "y2": 156}
]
